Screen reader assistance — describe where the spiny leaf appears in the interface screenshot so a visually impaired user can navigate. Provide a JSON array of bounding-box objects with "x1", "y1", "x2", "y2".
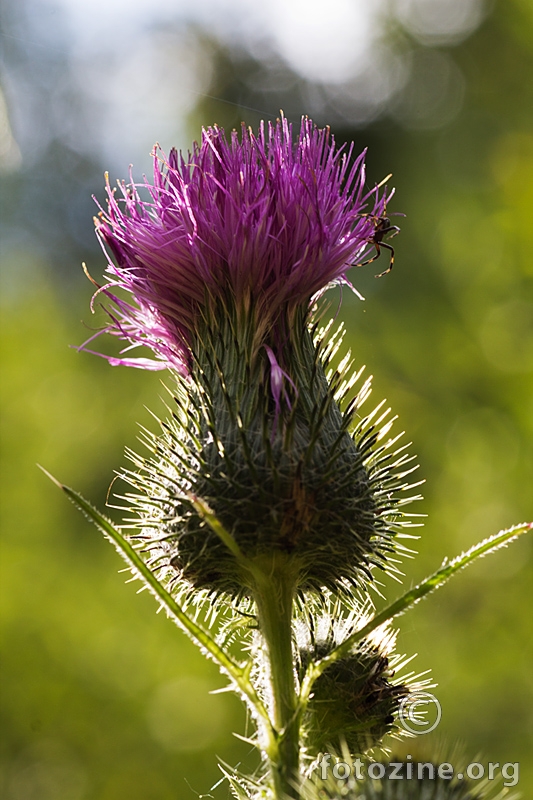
[
  {"x1": 39, "y1": 466, "x2": 271, "y2": 730},
  {"x1": 300, "y1": 521, "x2": 532, "y2": 702}
]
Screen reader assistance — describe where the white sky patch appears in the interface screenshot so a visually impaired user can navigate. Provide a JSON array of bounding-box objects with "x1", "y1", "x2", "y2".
[
  {"x1": 247, "y1": 0, "x2": 385, "y2": 85},
  {"x1": 7, "y1": 0, "x2": 487, "y2": 170},
  {"x1": 32, "y1": 0, "x2": 386, "y2": 82},
  {"x1": 29, "y1": 0, "x2": 489, "y2": 73},
  {"x1": 21, "y1": 0, "x2": 391, "y2": 168},
  {"x1": 70, "y1": 27, "x2": 212, "y2": 173},
  {"x1": 393, "y1": 0, "x2": 488, "y2": 44}
]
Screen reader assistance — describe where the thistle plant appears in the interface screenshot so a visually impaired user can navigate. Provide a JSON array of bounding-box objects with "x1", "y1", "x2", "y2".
[{"x1": 48, "y1": 116, "x2": 531, "y2": 799}]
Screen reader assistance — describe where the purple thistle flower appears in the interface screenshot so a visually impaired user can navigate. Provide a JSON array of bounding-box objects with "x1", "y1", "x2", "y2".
[
  {"x1": 85, "y1": 116, "x2": 391, "y2": 373},
  {"x1": 84, "y1": 115, "x2": 415, "y2": 600}
]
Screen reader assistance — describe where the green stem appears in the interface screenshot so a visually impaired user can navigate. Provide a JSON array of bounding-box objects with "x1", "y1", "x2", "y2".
[{"x1": 252, "y1": 557, "x2": 300, "y2": 799}]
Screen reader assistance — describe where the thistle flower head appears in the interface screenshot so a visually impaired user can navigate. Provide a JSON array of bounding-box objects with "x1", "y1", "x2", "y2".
[
  {"x1": 91, "y1": 117, "x2": 418, "y2": 598},
  {"x1": 88, "y1": 116, "x2": 389, "y2": 372}
]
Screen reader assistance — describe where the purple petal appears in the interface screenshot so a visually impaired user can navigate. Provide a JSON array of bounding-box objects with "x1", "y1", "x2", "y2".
[{"x1": 84, "y1": 116, "x2": 395, "y2": 375}]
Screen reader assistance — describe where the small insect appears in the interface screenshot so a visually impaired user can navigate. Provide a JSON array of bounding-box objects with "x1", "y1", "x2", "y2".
[
  {"x1": 355, "y1": 173, "x2": 403, "y2": 277},
  {"x1": 357, "y1": 213, "x2": 402, "y2": 278}
]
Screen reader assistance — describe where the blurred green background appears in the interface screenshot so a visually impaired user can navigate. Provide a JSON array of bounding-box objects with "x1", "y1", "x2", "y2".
[{"x1": 1, "y1": 0, "x2": 532, "y2": 797}]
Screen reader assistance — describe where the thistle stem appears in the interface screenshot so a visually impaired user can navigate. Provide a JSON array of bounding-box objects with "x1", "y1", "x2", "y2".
[{"x1": 252, "y1": 558, "x2": 300, "y2": 799}]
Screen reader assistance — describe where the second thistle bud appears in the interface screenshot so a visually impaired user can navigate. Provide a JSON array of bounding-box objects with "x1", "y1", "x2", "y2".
[{"x1": 299, "y1": 628, "x2": 409, "y2": 757}]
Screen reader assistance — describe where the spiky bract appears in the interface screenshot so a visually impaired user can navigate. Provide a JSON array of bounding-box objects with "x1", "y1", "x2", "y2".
[
  {"x1": 299, "y1": 639, "x2": 408, "y2": 756},
  {"x1": 120, "y1": 309, "x2": 419, "y2": 597}
]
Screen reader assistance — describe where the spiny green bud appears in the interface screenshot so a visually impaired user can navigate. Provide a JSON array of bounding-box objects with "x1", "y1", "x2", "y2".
[
  {"x1": 120, "y1": 306, "x2": 420, "y2": 598},
  {"x1": 299, "y1": 628, "x2": 409, "y2": 756}
]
